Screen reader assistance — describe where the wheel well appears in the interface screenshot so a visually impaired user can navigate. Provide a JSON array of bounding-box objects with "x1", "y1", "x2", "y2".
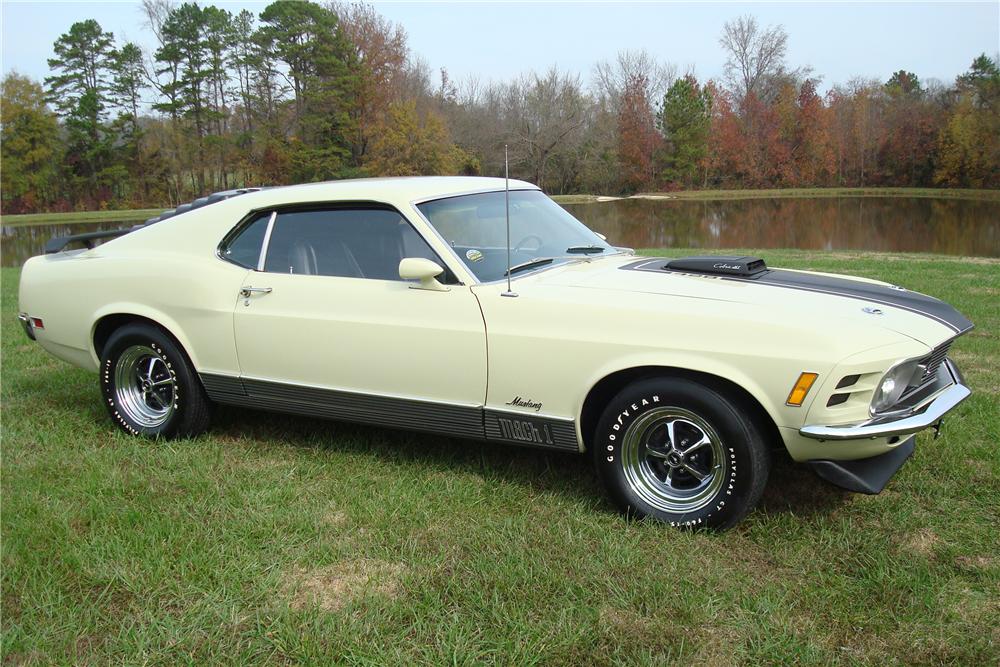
[
  {"x1": 92, "y1": 314, "x2": 186, "y2": 361},
  {"x1": 579, "y1": 366, "x2": 781, "y2": 452}
]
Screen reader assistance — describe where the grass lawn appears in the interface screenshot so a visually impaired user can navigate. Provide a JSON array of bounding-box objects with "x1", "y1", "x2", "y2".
[
  {"x1": 2, "y1": 250, "x2": 998, "y2": 665},
  {"x1": 0, "y1": 209, "x2": 163, "y2": 228},
  {"x1": 551, "y1": 187, "x2": 1000, "y2": 204}
]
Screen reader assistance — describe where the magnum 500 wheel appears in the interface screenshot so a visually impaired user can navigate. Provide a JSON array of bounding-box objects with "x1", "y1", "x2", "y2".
[
  {"x1": 100, "y1": 323, "x2": 211, "y2": 438},
  {"x1": 594, "y1": 377, "x2": 771, "y2": 530}
]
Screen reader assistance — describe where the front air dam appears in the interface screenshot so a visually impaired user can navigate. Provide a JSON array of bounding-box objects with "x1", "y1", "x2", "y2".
[{"x1": 807, "y1": 436, "x2": 916, "y2": 494}]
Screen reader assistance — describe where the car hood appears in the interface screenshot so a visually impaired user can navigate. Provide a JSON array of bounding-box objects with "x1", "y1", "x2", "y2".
[{"x1": 524, "y1": 255, "x2": 972, "y2": 348}]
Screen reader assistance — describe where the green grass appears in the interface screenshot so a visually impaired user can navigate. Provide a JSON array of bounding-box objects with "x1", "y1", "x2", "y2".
[
  {"x1": 551, "y1": 187, "x2": 1000, "y2": 204},
  {"x1": 0, "y1": 209, "x2": 163, "y2": 227},
  {"x1": 2, "y1": 251, "x2": 998, "y2": 665}
]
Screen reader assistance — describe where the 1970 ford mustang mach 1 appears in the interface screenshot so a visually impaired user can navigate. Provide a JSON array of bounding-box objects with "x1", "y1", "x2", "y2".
[{"x1": 18, "y1": 177, "x2": 973, "y2": 529}]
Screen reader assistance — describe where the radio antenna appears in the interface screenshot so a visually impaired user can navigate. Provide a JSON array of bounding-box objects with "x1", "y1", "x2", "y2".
[{"x1": 501, "y1": 144, "x2": 517, "y2": 297}]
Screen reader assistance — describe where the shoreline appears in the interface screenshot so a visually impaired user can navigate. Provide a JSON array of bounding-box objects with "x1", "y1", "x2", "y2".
[{"x1": 552, "y1": 187, "x2": 1000, "y2": 204}]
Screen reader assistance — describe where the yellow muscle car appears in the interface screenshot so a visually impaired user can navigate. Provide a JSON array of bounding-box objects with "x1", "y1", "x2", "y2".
[{"x1": 18, "y1": 177, "x2": 973, "y2": 529}]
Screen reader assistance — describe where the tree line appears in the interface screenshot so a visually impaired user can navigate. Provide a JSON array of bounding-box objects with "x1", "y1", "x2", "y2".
[{"x1": 2, "y1": 1, "x2": 998, "y2": 214}]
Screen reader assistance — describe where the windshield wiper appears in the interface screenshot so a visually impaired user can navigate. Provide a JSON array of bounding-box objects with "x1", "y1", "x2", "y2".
[
  {"x1": 565, "y1": 245, "x2": 606, "y2": 254},
  {"x1": 505, "y1": 257, "x2": 555, "y2": 276}
]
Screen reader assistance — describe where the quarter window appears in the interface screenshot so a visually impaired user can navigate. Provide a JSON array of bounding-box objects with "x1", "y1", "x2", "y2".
[
  {"x1": 220, "y1": 212, "x2": 271, "y2": 269},
  {"x1": 262, "y1": 207, "x2": 446, "y2": 281}
]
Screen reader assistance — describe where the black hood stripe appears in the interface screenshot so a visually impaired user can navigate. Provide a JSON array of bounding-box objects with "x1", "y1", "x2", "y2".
[{"x1": 622, "y1": 259, "x2": 974, "y2": 335}]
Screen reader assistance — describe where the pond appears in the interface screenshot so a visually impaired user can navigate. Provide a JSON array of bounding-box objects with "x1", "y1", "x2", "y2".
[
  {"x1": 2, "y1": 196, "x2": 998, "y2": 267},
  {"x1": 563, "y1": 196, "x2": 1000, "y2": 258}
]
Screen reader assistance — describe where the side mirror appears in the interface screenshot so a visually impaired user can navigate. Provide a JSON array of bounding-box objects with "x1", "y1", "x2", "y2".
[{"x1": 399, "y1": 257, "x2": 449, "y2": 292}]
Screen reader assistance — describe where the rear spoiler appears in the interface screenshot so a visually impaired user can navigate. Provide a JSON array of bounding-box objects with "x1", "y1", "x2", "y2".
[
  {"x1": 44, "y1": 228, "x2": 136, "y2": 254},
  {"x1": 44, "y1": 187, "x2": 264, "y2": 255}
]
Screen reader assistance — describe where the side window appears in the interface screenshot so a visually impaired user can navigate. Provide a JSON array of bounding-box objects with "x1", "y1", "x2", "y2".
[
  {"x1": 262, "y1": 207, "x2": 447, "y2": 281},
  {"x1": 221, "y1": 212, "x2": 271, "y2": 269}
]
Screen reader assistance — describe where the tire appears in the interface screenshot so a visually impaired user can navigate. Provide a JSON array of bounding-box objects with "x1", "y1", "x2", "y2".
[
  {"x1": 100, "y1": 322, "x2": 211, "y2": 438},
  {"x1": 593, "y1": 377, "x2": 770, "y2": 530}
]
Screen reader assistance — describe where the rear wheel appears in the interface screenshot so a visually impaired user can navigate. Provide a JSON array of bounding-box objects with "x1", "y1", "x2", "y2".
[
  {"x1": 100, "y1": 323, "x2": 211, "y2": 438},
  {"x1": 593, "y1": 377, "x2": 770, "y2": 530}
]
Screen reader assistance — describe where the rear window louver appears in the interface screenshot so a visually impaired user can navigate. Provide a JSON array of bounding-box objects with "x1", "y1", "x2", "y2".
[
  {"x1": 143, "y1": 187, "x2": 264, "y2": 226},
  {"x1": 45, "y1": 187, "x2": 265, "y2": 254}
]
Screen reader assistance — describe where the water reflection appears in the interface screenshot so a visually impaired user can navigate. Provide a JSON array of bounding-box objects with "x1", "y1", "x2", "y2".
[
  {"x1": 2, "y1": 220, "x2": 142, "y2": 268},
  {"x1": 564, "y1": 197, "x2": 1000, "y2": 257},
  {"x1": 2, "y1": 197, "x2": 998, "y2": 267}
]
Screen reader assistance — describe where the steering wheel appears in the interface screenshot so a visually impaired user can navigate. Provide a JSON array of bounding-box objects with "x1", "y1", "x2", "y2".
[{"x1": 513, "y1": 234, "x2": 543, "y2": 254}]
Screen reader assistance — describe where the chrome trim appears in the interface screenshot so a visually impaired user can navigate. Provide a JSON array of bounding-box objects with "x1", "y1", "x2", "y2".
[
  {"x1": 239, "y1": 286, "x2": 273, "y2": 297},
  {"x1": 406, "y1": 203, "x2": 480, "y2": 286},
  {"x1": 483, "y1": 405, "x2": 575, "y2": 423},
  {"x1": 868, "y1": 337, "x2": 957, "y2": 418},
  {"x1": 412, "y1": 185, "x2": 627, "y2": 287},
  {"x1": 409, "y1": 186, "x2": 542, "y2": 287},
  {"x1": 17, "y1": 312, "x2": 35, "y2": 341},
  {"x1": 800, "y1": 359, "x2": 970, "y2": 441},
  {"x1": 868, "y1": 355, "x2": 920, "y2": 418},
  {"x1": 256, "y1": 211, "x2": 277, "y2": 272}
]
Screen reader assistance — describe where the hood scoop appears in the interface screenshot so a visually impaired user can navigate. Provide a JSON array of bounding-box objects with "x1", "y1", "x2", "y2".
[{"x1": 664, "y1": 255, "x2": 768, "y2": 277}]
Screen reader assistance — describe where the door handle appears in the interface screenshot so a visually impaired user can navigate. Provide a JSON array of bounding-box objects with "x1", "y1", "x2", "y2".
[{"x1": 240, "y1": 286, "x2": 273, "y2": 298}]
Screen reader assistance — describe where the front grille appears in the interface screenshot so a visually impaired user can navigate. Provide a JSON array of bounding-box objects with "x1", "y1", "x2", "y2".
[
  {"x1": 918, "y1": 340, "x2": 953, "y2": 387},
  {"x1": 895, "y1": 339, "x2": 954, "y2": 407}
]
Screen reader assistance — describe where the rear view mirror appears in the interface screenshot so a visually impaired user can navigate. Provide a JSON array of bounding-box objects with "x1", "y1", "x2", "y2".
[{"x1": 399, "y1": 257, "x2": 449, "y2": 291}]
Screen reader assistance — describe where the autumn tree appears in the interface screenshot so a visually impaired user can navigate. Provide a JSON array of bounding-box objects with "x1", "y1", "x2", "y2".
[
  {"x1": 879, "y1": 70, "x2": 939, "y2": 185},
  {"x1": 366, "y1": 100, "x2": 469, "y2": 175},
  {"x1": 1, "y1": 73, "x2": 62, "y2": 212},
  {"x1": 329, "y1": 1, "x2": 410, "y2": 165},
  {"x1": 935, "y1": 55, "x2": 1000, "y2": 188},
  {"x1": 617, "y1": 71, "x2": 662, "y2": 192},
  {"x1": 790, "y1": 80, "x2": 834, "y2": 185},
  {"x1": 594, "y1": 50, "x2": 673, "y2": 192}
]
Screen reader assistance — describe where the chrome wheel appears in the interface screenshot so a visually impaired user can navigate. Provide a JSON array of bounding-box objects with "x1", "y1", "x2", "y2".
[
  {"x1": 620, "y1": 406, "x2": 727, "y2": 513},
  {"x1": 113, "y1": 345, "x2": 176, "y2": 428}
]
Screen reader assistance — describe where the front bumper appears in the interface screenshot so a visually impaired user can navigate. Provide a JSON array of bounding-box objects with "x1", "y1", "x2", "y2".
[{"x1": 799, "y1": 359, "x2": 970, "y2": 441}]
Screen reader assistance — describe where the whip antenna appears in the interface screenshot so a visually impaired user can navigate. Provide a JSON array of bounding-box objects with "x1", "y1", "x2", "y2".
[{"x1": 501, "y1": 144, "x2": 517, "y2": 297}]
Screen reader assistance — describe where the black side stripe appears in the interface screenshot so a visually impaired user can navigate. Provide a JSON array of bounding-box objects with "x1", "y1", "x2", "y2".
[{"x1": 198, "y1": 373, "x2": 580, "y2": 452}]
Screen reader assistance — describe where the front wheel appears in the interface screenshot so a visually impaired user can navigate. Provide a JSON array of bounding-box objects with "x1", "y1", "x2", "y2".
[
  {"x1": 593, "y1": 377, "x2": 771, "y2": 530},
  {"x1": 100, "y1": 323, "x2": 211, "y2": 438}
]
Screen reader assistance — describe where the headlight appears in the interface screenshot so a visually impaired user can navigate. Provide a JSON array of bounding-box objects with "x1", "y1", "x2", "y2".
[{"x1": 871, "y1": 360, "x2": 920, "y2": 414}]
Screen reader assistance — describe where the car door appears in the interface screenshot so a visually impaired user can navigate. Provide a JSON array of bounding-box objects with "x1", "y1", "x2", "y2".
[{"x1": 229, "y1": 204, "x2": 487, "y2": 438}]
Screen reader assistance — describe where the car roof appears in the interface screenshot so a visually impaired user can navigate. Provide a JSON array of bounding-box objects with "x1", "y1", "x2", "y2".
[
  {"x1": 258, "y1": 176, "x2": 538, "y2": 203},
  {"x1": 144, "y1": 176, "x2": 540, "y2": 226}
]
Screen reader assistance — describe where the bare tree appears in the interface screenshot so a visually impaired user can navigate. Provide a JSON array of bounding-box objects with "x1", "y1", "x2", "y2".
[
  {"x1": 719, "y1": 14, "x2": 788, "y2": 102},
  {"x1": 593, "y1": 49, "x2": 676, "y2": 110}
]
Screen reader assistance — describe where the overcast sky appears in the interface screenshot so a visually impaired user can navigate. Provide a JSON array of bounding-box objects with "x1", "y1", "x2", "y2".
[{"x1": 3, "y1": 1, "x2": 998, "y2": 93}]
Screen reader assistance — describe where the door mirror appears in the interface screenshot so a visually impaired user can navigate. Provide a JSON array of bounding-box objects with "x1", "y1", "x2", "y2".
[{"x1": 399, "y1": 257, "x2": 449, "y2": 291}]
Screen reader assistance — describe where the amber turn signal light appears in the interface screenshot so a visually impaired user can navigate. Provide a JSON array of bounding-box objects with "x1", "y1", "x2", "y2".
[{"x1": 786, "y1": 372, "x2": 818, "y2": 406}]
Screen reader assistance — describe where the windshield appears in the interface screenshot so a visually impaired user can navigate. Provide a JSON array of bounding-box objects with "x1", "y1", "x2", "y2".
[{"x1": 416, "y1": 190, "x2": 615, "y2": 282}]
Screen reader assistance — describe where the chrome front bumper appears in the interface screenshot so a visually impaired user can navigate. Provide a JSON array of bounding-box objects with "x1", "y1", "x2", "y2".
[{"x1": 800, "y1": 359, "x2": 970, "y2": 441}]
